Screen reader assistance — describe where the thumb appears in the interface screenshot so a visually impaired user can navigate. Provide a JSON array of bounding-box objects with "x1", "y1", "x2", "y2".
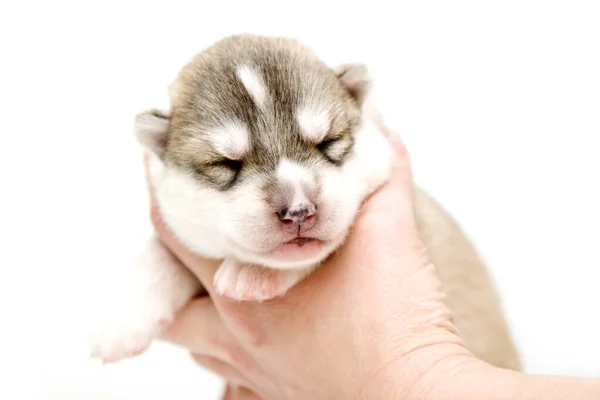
[
  {"x1": 384, "y1": 129, "x2": 416, "y2": 193},
  {"x1": 368, "y1": 112, "x2": 416, "y2": 192},
  {"x1": 359, "y1": 130, "x2": 416, "y2": 222}
]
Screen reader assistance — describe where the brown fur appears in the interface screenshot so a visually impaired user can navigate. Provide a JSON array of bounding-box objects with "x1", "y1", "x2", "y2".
[{"x1": 415, "y1": 188, "x2": 521, "y2": 370}]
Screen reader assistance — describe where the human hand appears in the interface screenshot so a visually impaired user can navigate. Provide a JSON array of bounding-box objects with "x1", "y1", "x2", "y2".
[{"x1": 147, "y1": 129, "x2": 474, "y2": 399}]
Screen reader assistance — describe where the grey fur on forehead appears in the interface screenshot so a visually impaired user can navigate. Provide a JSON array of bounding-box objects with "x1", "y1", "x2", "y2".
[
  {"x1": 166, "y1": 34, "x2": 362, "y2": 166},
  {"x1": 169, "y1": 34, "x2": 353, "y2": 114}
]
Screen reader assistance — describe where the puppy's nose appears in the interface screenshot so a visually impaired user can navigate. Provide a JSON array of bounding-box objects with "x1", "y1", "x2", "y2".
[{"x1": 277, "y1": 203, "x2": 317, "y2": 232}]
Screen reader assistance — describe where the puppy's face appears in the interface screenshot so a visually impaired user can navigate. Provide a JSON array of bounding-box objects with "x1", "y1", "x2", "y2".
[{"x1": 137, "y1": 35, "x2": 391, "y2": 269}]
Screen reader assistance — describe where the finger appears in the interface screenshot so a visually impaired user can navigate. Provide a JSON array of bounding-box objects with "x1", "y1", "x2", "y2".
[
  {"x1": 161, "y1": 297, "x2": 237, "y2": 362},
  {"x1": 149, "y1": 199, "x2": 221, "y2": 292},
  {"x1": 221, "y1": 384, "x2": 263, "y2": 400},
  {"x1": 191, "y1": 355, "x2": 249, "y2": 388},
  {"x1": 359, "y1": 132, "x2": 415, "y2": 214},
  {"x1": 370, "y1": 114, "x2": 415, "y2": 189},
  {"x1": 353, "y1": 130, "x2": 418, "y2": 238},
  {"x1": 228, "y1": 386, "x2": 263, "y2": 400},
  {"x1": 143, "y1": 152, "x2": 151, "y2": 192},
  {"x1": 143, "y1": 152, "x2": 161, "y2": 199},
  {"x1": 382, "y1": 130, "x2": 415, "y2": 194}
]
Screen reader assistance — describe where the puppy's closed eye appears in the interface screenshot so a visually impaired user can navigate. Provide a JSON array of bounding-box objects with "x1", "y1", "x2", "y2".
[
  {"x1": 317, "y1": 135, "x2": 353, "y2": 165},
  {"x1": 212, "y1": 158, "x2": 243, "y2": 171},
  {"x1": 193, "y1": 158, "x2": 243, "y2": 190}
]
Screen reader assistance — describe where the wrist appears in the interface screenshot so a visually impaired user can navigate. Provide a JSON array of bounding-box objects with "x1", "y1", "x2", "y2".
[
  {"x1": 355, "y1": 343, "x2": 475, "y2": 400},
  {"x1": 401, "y1": 354, "x2": 600, "y2": 400},
  {"x1": 357, "y1": 342, "x2": 600, "y2": 400}
]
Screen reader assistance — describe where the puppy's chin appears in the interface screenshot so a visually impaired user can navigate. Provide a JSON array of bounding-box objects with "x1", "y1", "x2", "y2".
[{"x1": 229, "y1": 231, "x2": 347, "y2": 270}]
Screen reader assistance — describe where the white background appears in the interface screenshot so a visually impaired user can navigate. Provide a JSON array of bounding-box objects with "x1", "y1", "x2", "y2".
[{"x1": 1, "y1": 1, "x2": 599, "y2": 399}]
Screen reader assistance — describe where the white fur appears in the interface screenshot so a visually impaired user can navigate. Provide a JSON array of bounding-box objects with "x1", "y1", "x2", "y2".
[
  {"x1": 276, "y1": 158, "x2": 315, "y2": 207},
  {"x1": 296, "y1": 104, "x2": 330, "y2": 142},
  {"x1": 236, "y1": 64, "x2": 267, "y2": 108},
  {"x1": 89, "y1": 235, "x2": 201, "y2": 362},
  {"x1": 91, "y1": 105, "x2": 392, "y2": 362},
  {"x1": 151, "y1": 109, "x2": 391, "y2": 271},
  {"x1": 207, "y1": 120, "x2": 250, "y2": 159}
]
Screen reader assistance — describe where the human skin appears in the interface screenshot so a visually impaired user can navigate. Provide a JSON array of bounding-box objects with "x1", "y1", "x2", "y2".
[{"x1": 146, "y1": 131, "x2": 600, "y2": 400}]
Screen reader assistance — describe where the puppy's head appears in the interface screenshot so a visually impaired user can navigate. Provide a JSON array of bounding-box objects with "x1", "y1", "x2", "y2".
[{"x1": 136, "y1": 35, "x2": 391, "y2": 269}]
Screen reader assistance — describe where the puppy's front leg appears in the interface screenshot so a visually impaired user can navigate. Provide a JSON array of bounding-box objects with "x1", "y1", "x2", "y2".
[
  {"x1": 213, "y1": 259, "x2": 310, "y2": 302},
  {"x1": 89, "y1": 235, "x2": 201, "y2": 363}
]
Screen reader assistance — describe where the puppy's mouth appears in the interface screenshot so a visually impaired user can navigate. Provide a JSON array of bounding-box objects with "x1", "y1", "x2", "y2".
[
  {"x1": 266, "y1": 235, "x2": 324, "y2": 264},
  {"x1": 283, "y1": 236, "x2": 319, "y2": 247},
  {"x1": 230, "y1": 231, "x2": 344, "y2": 269}
]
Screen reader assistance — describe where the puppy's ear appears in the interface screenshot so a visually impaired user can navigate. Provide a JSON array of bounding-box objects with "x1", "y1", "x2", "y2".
[
  {"x1": 135, "y1": 109, "x2": 170, "y2": 160},
  {"x1": 335, "y1": 63, "x2": 372, "y2": 107}
]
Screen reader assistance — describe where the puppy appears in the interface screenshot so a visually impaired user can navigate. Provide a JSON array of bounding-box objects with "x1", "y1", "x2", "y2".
[{"x1": 91, "y1": 34, "x2": 520, "y2": 372}]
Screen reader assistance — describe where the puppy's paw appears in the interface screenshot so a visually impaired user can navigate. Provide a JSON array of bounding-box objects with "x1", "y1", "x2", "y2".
[
  {"x1": 89, "y1": 300, "x2": 175, "y2": 364},
  {"x1": 213, "y1": 259, "x2": 305, "y2": 302},
  {"x1": 89, "y1": 236, "x2": 201, "y2": 364}
]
